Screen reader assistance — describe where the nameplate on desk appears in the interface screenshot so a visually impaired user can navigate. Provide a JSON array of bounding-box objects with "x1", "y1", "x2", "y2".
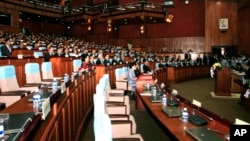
[
  {"x1": 61, "y1": 82, "x2": 66, "y2": 93},
  {"x1": 42, "y1": 98, "x2": 51, "y2": 120}
]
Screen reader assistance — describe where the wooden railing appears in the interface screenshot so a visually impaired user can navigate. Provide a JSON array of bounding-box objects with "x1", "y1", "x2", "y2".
[
  {"x1": 0, "y1": 70, "x2": 96, "y2": 141},
  {"x1": 167, "y1": 65, "x2": 211, "y2": 84}
]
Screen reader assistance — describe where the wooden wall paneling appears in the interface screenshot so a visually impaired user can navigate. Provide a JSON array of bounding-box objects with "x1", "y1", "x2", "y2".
[
  {"x1": 78, "y1": 75, "x2": 84, "y2": 118},
  {"x1": 238, "y1": 8, "x2": 250, "y2": 54},
  {"x1": 64, "y1": 101, "x2": 71, "y2": 141},
  {"x1": 205, "y1": 0, "x2": 238, "y2": 52},
  {"x1": 46, "y1": 123, "x2": 59, "y2": 141},
  {"x1": 82, "y1": 75, "x2": 88, "y2": 113},
  {"x1": 57, "y1": 111, "x2": 65, "y2": 141},
  {"x1": 89, "y1": 71, "x2": 96, "y2": 103},
  {"x1": 167, "y1": 67, "x2": 175, "y2": 83},
  {"x1": 95, "y1": 66, "x2": 106, "y2": 83},
  {"x1": 0, "y1": 59, "x2": 10, "y2": 66}
]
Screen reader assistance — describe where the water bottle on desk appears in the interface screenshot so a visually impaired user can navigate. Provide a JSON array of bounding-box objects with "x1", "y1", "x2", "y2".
[
  {"x1": 52, "y1": 78, "x2": 58, "y2": 91},
  {"x1": 33, "y1": 89, "x2": 41, "y2": 112},
  {"x1": 64, "y1": 73, "x2": 69, "y2": 82},
  {"x1": 0, "y1": 119, "x2": 4, "y2": 139},
  {"x1": 182, "y1": 108, "x2": 189, "y2": 123},
  {"x1": 162, "y1": 94, "x2": 167, "y2": 105}
]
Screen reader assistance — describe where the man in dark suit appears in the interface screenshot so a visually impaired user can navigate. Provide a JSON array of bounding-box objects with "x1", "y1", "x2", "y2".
[
  {"x1": 142, "y1": 59, "x2": 151, "y2": 73},
  {"x1": 184, "y1": 51, "x2": 191, "y2": 61},
  {"x1": 54, "y1": 47, "x2": 65, "y2": 57},
  {"x1": 44, "y1": 46, "x2": 55, "y2": 62},
  {"x1": 0, "y1": 38, "x2": 12, "y2": 57},
  {"x1": 96, "y1": 54, "x2": 104, "y2": 65},
  {"x1": 243, "y1": 61, "x2": 250, "y2": 79}
]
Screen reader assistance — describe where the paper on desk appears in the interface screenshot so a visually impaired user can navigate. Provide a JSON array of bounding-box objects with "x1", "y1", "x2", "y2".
[{"x1": 140, "y1": 92, "x2": 152, "y2": 96}]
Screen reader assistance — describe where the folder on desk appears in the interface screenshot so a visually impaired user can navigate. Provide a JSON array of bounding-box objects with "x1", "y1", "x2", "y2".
[
  {"x1": 4, "y1": 112, "x2": 36, "y2": 134},
  {"x1": 162, "y1": 107, "x2": 182, "y2": 117},
  {"x1": 185, "y1": 127, "x2": 224, "y2": 141}
]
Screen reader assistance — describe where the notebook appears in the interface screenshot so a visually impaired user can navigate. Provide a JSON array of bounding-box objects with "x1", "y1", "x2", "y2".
[
  {"x1": 149, "y1": 96, "x2": 162, "y2": 103},
  {"x1": 185, "y1": 127, "x2": 224, "y2": 141},
  {"x1": 162, "y1": 107, "x2": 182, "y2": 117}
]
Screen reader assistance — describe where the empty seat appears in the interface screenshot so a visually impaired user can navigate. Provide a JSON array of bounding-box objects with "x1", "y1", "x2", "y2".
[
  {"x1": 73, "y1": 59, "x2": 82, "y2": 72},
  {"x1": 25, "y1": 63, "x2": 50, "y2": 84},
  {"x1": 0, "y1": 65, "x2": 38, "y2": 107},
  {"x1": 33, "y1": 51, "x2": 43, "y2": 57},
  {"x1": 94, "y1": 92, "x2": 143, "y2": 140},
  {"x1": 41, "y1": 62, "x2": 53, "y2": 80},
  {"x1": 115, "y1": 68, "x2": 128, "y2": 90}
]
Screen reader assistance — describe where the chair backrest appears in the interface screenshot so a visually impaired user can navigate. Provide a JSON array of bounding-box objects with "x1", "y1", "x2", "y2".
[
  {"x1": 25, "y1": 63, "x2": 42, "y2": 83},
  {"x1": 41, "y1": 62, "x2": 53, "y2": 79},
  {"x1": 115, "y1": 68, "x2": 123, "y2": 81},
  {"x1": 73, "y1": 59, "x2": 82, "y2": 72},
  {"x1": 0, "y1": 65, "x2": 20, "y2": 91},
  {"x1": 33, "y1": 51, "x2": 43, "y2": 57},
  {"x1": 103, "y1": 74, "x2": 114, "y2": 95},
  {"x1": 121, "y1": 67, "x2": 128, "y2": 79},
  {"x1": 94, "y1": 113, "x2": 112, "y2": 141},
  {"x1": 93, "y1": 91, "x2": 106, "y2": 117},
  {"x1": 100, "y1": 76, "x2": 113, "y2": 102}
]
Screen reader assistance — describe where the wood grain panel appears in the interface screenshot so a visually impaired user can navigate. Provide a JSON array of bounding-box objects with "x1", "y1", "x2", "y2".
[{"x1": 205, "y1": 0, "x2": 238, "y2": 52}]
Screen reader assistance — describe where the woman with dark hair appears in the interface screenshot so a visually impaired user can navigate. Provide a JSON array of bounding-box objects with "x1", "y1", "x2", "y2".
[
  {"x1": 127, "y1": 62, "x2": 137, "y2": 99},
  {"x1": 79, "y1": 55, "x2": 91, "y2": 71}
]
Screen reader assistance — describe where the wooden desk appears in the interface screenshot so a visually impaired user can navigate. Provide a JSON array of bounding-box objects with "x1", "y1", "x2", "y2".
[
  {"x1": 136, "y1": 74, "x2": 231, "y2": 141},
  {"x1": 136, "y1": 90, "x2": 231, "y2": 140},
  {"x1": 167, "y1": 65, "x2": 210, "y2": 84},
  {"x1": 0, "y1": 70, "x2": 96, "y2": 141}
]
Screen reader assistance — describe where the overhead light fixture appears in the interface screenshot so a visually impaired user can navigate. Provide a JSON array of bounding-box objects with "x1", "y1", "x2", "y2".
[{"x1": 185, "y1": 0, "x2": 189, "y2": 4}]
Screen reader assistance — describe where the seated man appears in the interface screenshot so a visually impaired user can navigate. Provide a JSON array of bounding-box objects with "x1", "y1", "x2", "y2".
[{"x1": 142, "y1": 59, "x2": 151, "y2": 73}]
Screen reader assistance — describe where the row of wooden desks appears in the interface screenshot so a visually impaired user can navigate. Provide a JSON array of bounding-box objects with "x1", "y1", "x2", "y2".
[
  {"x1": 0, "y1": 70, "x2": 96, "y2": 141},
  {"x1": 138, "y1": 94, "x2": 231, "y2": 141},
  {"x1": 135, "y1": 75, "x2": 231, "y2": 141}
]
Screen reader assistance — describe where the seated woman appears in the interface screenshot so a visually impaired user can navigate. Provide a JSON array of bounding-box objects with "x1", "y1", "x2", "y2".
[{"x1": 79, "y1": 55, "x2": 91, "y2": 71}]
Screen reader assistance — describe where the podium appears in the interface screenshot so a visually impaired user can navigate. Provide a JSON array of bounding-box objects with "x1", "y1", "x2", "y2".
[{"x1": 215, "y1": 67, "x2": 231, "y2": 96}]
